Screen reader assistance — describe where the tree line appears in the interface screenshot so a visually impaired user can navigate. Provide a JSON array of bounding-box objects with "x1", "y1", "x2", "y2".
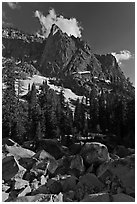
[{"x1": 2, "y1": 60, "x2": 135, "y2": 147}]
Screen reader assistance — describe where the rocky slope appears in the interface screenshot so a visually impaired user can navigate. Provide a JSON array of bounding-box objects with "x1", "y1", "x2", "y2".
[{"x1": 2, "y1": 138, "x2": 135, "y2": 202}]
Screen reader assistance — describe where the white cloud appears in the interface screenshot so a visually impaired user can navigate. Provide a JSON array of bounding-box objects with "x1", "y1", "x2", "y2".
[
  {"x1": 6, "y1": 2, "x2": 20, "y2": 10},
  {"x1": 34, "y1": 8, "x2": 82, "y2": 38},
  {"x1": 111, "y1": 50, "x2": 134, "y2": 65}
]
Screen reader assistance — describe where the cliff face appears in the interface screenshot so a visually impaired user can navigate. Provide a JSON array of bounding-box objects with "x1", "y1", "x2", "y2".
[
  {"x1": 39, "y1": 24, "x2": 103, "y2": 78},
  {"x1": 2, "y1": 25, "x2": 134, "y2": 97},
  {"x1": 95, "y1": 54, "x2": 126, "y2": 83}
]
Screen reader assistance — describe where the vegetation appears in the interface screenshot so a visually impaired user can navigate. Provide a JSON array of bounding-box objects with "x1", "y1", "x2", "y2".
[{"x1": 2, "y1": 60, "x2": 135, "y2": 148}]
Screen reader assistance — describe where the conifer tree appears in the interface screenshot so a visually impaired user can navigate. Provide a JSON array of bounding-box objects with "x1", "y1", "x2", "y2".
[{"x1": 2, "y1": 60, "x2": 17, "y2": 139}]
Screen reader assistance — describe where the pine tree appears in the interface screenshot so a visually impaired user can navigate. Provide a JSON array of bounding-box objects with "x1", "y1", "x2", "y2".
[
  {"x1": 2, "y1": 59, "x2": 17, "y2": 139},
  {"x1": 99, "y1": 89, "x2": 107, "y2": 133},
  {"x1": 3, "y1": 59, "x2": 29, "y2": 143},
  {"x1": 27, "y1": 83, "x2": 41, "y2": 141},
  {"x1": 74, "y1": 98, "x2": 85, "y2": 134},
  {"x1": 89, "y1": 85, "x2": 99, "y2": 132}
]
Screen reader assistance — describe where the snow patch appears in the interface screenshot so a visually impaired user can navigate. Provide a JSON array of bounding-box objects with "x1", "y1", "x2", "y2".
[{"x1": 15, "y1": 75, "x2": 83, "y2": 103}]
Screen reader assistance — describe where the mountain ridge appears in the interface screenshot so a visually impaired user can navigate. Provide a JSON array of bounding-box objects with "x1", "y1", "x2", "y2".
[{"x1": 2, "y1": 25, "x2": 134, "y2": 99}]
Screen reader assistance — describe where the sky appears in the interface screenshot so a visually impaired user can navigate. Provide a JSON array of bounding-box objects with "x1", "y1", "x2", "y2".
[{"x1": 2, "y1": 2, "x2": 135, "y2": 85}]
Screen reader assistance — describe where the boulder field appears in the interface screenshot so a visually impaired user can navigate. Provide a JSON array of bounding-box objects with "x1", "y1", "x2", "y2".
[{"x1": 2, "y1": 139, "x2": 135, "y2": 202}]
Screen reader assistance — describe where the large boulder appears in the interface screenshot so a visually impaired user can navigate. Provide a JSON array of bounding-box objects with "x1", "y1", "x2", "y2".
[
  {"x1": 79, "y1": 173, "x2": 104, "y2": 192},
  {"x1": 18, "y1": 185, "x2": 31, "y2": 197},
  {"x1": 35, "y1": 139, "x2": 65, "y2": 159},
  {"x1": 81, "y1": 192, "x2": 110, "y2": 202},
  {"x1": 32, "y1": 150, "x2": 58, "y2": 174},
  {"x1": 70, "y1": 154, "x2": 85, "y2": 175},
  {"x1": 113, "y1": 145, "x2": 135, "y2": 158},
  {"x1": 47, "y1": 178, "x2": 62, "y2": 194},
  {"x1": 69, "y1": 143, "x2": 82, "y2": 154},
  {"x1": 2, "y1": 192, "x2": 9, "y2": 202},
  {"x1": 61, "y1": 175, "x2": 78, "y2": 192},
  {"x1": 63, "y1": 190, "x2": 75, "y2": 201},
  {"x1": 31, "y1": 185, "x2": 49, "y2": 195},
  {"x1": 97, "y1": 154, "x2": 135, "y2": 196},
  {"x1": 7, "y1": 194, "x2": 52, "y2": 202},
  {"x1": 75, "y1": 173, "x2": 104, "y2": 201},
  {"x1": 19, "y1": 157, "x2": 36, "y2": 170},
  {"x1": 54, "y1": 156, "x2": 71, "y2": 176},
  {"x1": 80, "y1": 142, "x2": 110, "y2": 165},
  {"x1": 5, "y1": 145, "x2": 35, "y2": 160},
  {"x1": 2, "y1": 156, "x2": 19, "y2": 181},
  {"x1": 14, "y1": 178, "x2": 29, "y2": 190},
  {"x1": 112, "y1": 193, "x2": 135, "y2": 202}
]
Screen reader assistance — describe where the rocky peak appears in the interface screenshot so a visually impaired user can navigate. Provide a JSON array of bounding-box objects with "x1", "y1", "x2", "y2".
[
  {"x1": 50, "y1": 24, "x2": 62, "y2": 36},
  {"x1": 39, "y1": 25, "x2": 77, "y2": 76}
]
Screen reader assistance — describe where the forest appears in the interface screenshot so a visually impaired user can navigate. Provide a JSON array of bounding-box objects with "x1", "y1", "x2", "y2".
[{"x1": 2, "y1": 59, "x2": 135, "y2": 148}]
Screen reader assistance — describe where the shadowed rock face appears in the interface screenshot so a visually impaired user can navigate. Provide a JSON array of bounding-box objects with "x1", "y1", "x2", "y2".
[{"x1": 2, "y1": 156, "x2": 19, "y2": 181}]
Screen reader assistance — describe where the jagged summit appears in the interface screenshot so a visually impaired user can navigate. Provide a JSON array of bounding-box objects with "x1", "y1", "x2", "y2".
[
  {"x1": 50, "y1": 24, "x2": 62, "y2": 36},
  {"x1": 2, "y1": 24, "x2": 134, "y2": 98}
]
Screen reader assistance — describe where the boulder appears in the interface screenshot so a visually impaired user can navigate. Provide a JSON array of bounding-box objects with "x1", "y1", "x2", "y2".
[
  {"x1": 75, "y1": 182, "x2": 85, "y2": 201},
  {"x1": 31, "y1": 185, "x2": 49, "y2": 195},
  {"x1": 70, "y1": 154, "x2": 85, "y2": 174},
  {"x1": 8, "y1": 194, "x2": 52, "y2": 202},
  {"x1": 2, "y1": 183, "x2": 10, "y2": 192},
  {"x1": 63, "y1": 190, "x2": 75, "y2": 201},
  {"x1": 112, "y1": 193, "x2": 135, "y2": 202},
  {"x1": 5, "y1": 145, "x2": 35, "y2": 160},
  {"x1": 40, "y1": 175, "x2": 48, "y2": 185},
  {"x1": 32, "y1": 150, "x2": 58, "y2": 174},
  {"x1": 96, "y1": 160, "x2": 112, "y2": 179},
  {"x1": 81, "y1": 192, "x2": 110, "y2": 202},
  {"x1": 61, "y1": 175, "x2": 78, "y2": 192},
  {"x1": 69, "y1": 143, "x2": 82, "y2": 154},
  {"x1": 19, "y1": 157, "x2": 36, "y2": 170},
  {"x1": 2, "y1": 192, "x2": 9, "y2": 202},
  {"x1": 80, "y1": 142, "x2": 110, "y2": 165},
  {"x1": 22, "y1": 170, "x2": 36, "y2": 182},
  {"x1": 97, "y1": 154, "x2": 135, "y2": 195},
  {"x1": 53, "y1": 156, "x2": 71, "y2": 176},
  {"x1": 86, "y1": 164, "x2": 94, "y2": 173},
  {"x1": 47, "y1": 178, "x2": 62, "y2": 194},
  {"x1": 75, "y1": 173, "x2": 104, "y2": 201},
  {"x1": 79, "y1": 173, "x2": 104, "y2": 192},
  {"x1": 35, "y1": 139, "x2": 65, "y2": 159},
  {"x1": 14, "y1": 178, "x2": 29, "y2": 190},
  {"x1": 113, "y1": 145, "x2": 134, "y2": 158},
  {"x1": 30, "y1": 179, "x2": 39, "y2": 191},
  {"x1": 33, "y1": 149, "x2": 55, "y2": 161},
  {"x1": 2, "y1": 138, "x2": 18, "y2": 146},
  {"x1": 2, "y1": 156, "x2": 19, "y2": 181},
  {"x1": 110, "y1": 155, "x2": 135, "y2": 195},
  {"x1": 18, "y1": 185, "x2": 31, "y2": 197}
]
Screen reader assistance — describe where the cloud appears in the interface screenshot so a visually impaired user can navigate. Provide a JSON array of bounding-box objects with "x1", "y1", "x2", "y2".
[
  {"x1": 111, "y1": 50, "x2": 134, "y2": 65},
  {"x1": 6, "y1": 2, "x2": 20, "y2": 10},
  {"x1": 34, "y1": 8, "x2": 82, "y2": 38}
]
